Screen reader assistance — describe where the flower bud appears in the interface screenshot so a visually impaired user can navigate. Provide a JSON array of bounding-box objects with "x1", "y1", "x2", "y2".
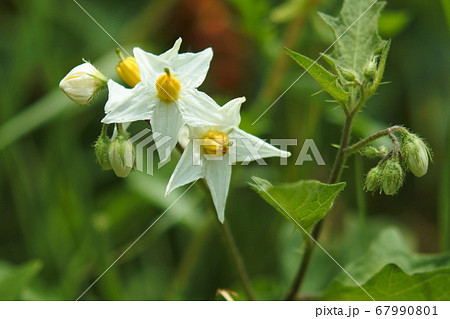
[
  {"x1": 94, "y1": 133, "x2": 112, "y2": 171},
  {"x1": 364, "y1": 56, "x2": 378, "y2": 79},
  {"x1": 364, "y1": 166, "x2": 382, "y2": 192},
  {"x1": 156, "y1": 68, "x2": 181, "y2": 102},
  {"x1": 59, "y1": 62, "x2": 107, "y2": 105},
  {"x1": 378, "y1": 145, "x2": 388, "y2": 156},
  {"x1": 381, "y1": 158, "x2": 404, "y2": 195},
  {"x1": 338, "y1": 67, "x2": 357, "y2": 82},
  {"x1": 108, "y1": 134, "x2": 135, "y2": 178},
  {"x1": 115, "y1": 52, "x2": 141, "y2": 87},
  {"x1": 361, "y1": 146, "x2": 379, "y2": 158},
  {"x1": 402, "y1": 133, "x2": 430, "y2": 177},
  {"x1": 202, "y1": 130, "x2": 232, "y2": 156}
]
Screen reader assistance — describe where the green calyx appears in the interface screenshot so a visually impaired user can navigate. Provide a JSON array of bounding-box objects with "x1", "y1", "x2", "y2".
[
  {"x1": 381, "y1": 158, "x2": 405, "y2": 195},
  {"x1": 364, "y1": 166, "x2": 382, "y2": 192},
  {"x1": 95, "y1": 125, "x2": 112, "y2": 170}
]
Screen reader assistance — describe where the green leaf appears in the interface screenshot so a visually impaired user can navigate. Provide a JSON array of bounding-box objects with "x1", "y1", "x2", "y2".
[
  {"x1": 335, "y1": 227, "x2": 450, "y2": 286},
  {"x1": 323, "y1": 264, "x2": 450, "y2": 301},
  {"x1": 319, "y1": 0, "x2": 388, "y2": 78},
  {"x1": 322, "y1": 228, "x2": 450, "y2": 300},
  {"x1": 0, "y1": 260, "x2": 42, "y2": 300},
  {"x1": 285, "y1": 48, "x2": 349, "y2": 104},
  {"x1": 250, "y1": 177, "x2": 346, "y2": 233}
]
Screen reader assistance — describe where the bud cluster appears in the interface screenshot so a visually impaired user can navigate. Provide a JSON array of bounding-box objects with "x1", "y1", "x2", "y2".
[
  {"x1": 94, "y1": 125, "x2": 135, "y2": 178},
  {"x1": 363, "y1": 130, "x2": 431, "y2": 195},
  {"x1": 365, "y1": 157, "x2": 405, "y2": 195}
]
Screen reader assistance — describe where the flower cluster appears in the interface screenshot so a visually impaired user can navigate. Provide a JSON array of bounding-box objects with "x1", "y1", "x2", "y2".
[{"x1": 60, "y1": 38, "x2": 290, "y2": 222}]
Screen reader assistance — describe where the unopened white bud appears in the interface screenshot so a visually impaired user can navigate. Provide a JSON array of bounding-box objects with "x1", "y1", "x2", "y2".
[
  {"x1": 59, "y1": 62, "x2": 107, "y2": 105},
  {"x1": 108, "y1": 134, "x2": 134, "y2": 178},
  {"x1": 402, "y1": 133, "x2": 431, "y2": 177}
]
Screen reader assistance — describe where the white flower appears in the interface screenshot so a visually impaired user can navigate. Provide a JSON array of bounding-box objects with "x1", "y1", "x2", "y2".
[
  {"x1": 165, "y1": 91, "x2": 291, "y2": 222},
  {"x1": 101, "y1": 38, "x2": 214, "y2": 162},
  {"x1": 59, "y1": 62, "x2": 107, "y2": 105}
]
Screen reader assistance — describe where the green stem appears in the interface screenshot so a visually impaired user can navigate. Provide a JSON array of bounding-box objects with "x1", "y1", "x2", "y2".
[
  {"x1": 100, "y1": 123, "x2": 110, "y2": 137},
  {"x1": 175, "y1": 143, "x2": 255, "y2": 300},
  {"x1": 328, "y1": 116, "x2": 354, "y2": 184},
  {"x1": 285, "y1": 122, "x2": 407, "y2": 299},
  {"x1": 345, "y1": 125, "x2": 407, "y2": 155},
  {"x1": 283, "y1": 221, "x2": 323, "y2": 300},
  {"x1": 115, "y1": 123, "x2": 125, "y2": 135},
  {"x1": 284, "y1": 114, "x2": 354, "y2": 300},
  {"x1": 354, "y1": 155, "x2": 368, "y2": 250},
  {"x1": 221, "y1": 221, "x2": 256, "y2": 301},
  {"x1": 198, "y1": 179, "x2": 255, "y2": 300}
]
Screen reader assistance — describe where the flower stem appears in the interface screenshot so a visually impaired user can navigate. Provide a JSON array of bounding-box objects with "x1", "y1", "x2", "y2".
[
  {"x1": 220, "y1": 221, "x2": 256, "y2": 300},
  {"x1": 284, "y1": 121, "x2": 407, "y2": 299},
  {"x1": 198, "y1": 178, "x2": 256, "y2": 300},
  {"x1": 328, "y1": 116, "x2": 354, "y2": 184},
  {"x1": 174, "y1": 142, "x2": 255, "y2": 300},
  {"x1": 344, "y1": 125, "x2": 407, "y2": 155}
]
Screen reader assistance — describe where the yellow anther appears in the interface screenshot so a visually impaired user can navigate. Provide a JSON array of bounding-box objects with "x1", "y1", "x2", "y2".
[
  {"x1": 203, "y1": 130, "x2": 232, "y2": 156},
  {"x1": 115, "y1": 55, "x2": 141, "y2": 87},
  {"x1": 156, "y1": 68, "x2": 181, "y2": 102}
]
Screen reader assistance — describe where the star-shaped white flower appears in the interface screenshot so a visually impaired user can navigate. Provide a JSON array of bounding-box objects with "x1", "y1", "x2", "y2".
[
  {"x1": 165, "y1": 91, "x2": 291, "y2": 222},
  {"x1": 101, "y1": 38, "x2": 214, "y2": 162}
]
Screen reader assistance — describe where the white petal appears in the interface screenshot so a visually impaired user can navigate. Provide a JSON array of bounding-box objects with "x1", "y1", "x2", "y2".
[
  {"x1": 151, "y1": 102, "x2": 185, "y2": 162},
  {"x1": 177, "y1": 125, "x2": 190, "y2": 149},
  {"x1": 228, "y1": 128, "x2": 291, "y2": 163},
  {"x1": 133, "y1": 47, "x2": 168, "y2": 85},
  {"x1": 173, "y1": 48, "x2": 213, "y2": 89},
  {"x1": 178, "y1": 90, "x2": 223, "y2": 126},
  {"x1": 219, "y1": 96, "x2": 245, "y2": 127},
  {"x1": 205, "y1": 158, "x2": 232, "y2": 223},
  {"x1": 102, "y1": 80, "x2": 155, "y2": 124},
  {"x1": 166, "y1": 141, "x2": 205, "y2": 196},
  {"x1": 160, "y1": 38, "x2": 182, "y2": 61}
]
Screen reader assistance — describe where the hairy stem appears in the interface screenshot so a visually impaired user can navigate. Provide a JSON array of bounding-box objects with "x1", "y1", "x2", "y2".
[
  {"x1": 328, "y1": 116, "x2": 354, "y2": 184},
  {"x1": 285, "y1": 123, "x2": 407, "y2": 299},
  {"x1": 284, "y1": 115, "x2": 354, "y2": 300},
  {"x1": 283, "y1": 221, "x2": 323, "y2": 300},
  {"x1": 344, "y1": 125, "x2": 407, "y2": 155}
]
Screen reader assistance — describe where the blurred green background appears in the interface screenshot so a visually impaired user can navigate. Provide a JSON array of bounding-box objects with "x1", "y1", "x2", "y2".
[{"x1": 0, "y1": 0, "x2": 449, "y2": 300}]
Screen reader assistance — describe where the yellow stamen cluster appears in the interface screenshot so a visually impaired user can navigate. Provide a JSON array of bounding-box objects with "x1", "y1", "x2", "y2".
[
  {"x1": 202, "y1": 130, "x2": 231, "y2": 156},
  {"x1": 156, "y1": 68, "x2": 181, "y2": 102},
  {"x1": 116, "y1": 56, "x2": 141, "y2": 87}
]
